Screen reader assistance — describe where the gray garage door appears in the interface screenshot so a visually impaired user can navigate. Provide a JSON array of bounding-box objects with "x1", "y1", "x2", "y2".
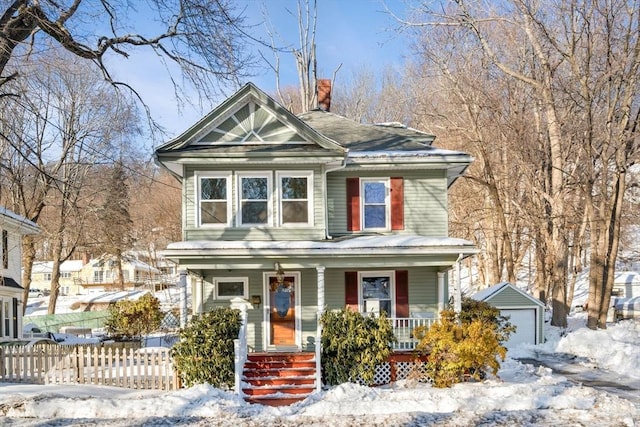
[{"x1": 500, "y1": 309, "x2": 536, "y2": 348}]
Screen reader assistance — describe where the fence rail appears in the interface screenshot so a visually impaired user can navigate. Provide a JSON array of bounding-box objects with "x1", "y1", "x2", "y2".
[
  {"x1": 0, "y1": 343, "x2": 179, "y2": 391},
  {"x1": 390, "y1": 317, "x2": 438, "y2": 350}
]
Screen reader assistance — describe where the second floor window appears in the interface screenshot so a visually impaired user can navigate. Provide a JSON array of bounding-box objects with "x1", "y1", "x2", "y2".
[
  {"x1": 362, "y1": 178, "x2": 390, "y2": 230},
  {"x1": 278, "y1": 172, "x2": 313, "y2": 226},
  {"x1": 199, "y1": 174, "x2": 230, "y2": 226},
  {"x1": 239, "y1": 173, "x2": 271, "y2": 226},
  {"x1": 2, "y1": 229, "x2": 7, "y2": 269}
]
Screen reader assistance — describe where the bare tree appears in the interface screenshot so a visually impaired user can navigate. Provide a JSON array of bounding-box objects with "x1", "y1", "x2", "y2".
[
  {"x1": 0, "y1": 1, "x2": 251, "y2": 101},
  {"x1": 395, "y1": 0, "x2": 640, "y2": 328}
]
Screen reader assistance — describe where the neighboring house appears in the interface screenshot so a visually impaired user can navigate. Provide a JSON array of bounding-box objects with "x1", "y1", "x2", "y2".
[
  {"x1": 155, "y1": 83, "x2": 476, "y2": 402},
  {"x1": 0, "y1": 207, "x2": 40, "y2": 341},
  {"x1": 30, "y1": 260, "x2": 85, "y2": 296},
  {"x1": 77, "y1": 254, "x2": 162, "y2": 293}
]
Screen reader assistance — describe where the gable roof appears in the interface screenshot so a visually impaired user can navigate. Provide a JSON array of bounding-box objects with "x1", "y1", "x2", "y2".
[
  {"x1": 156, "y1": 83, "x2": 345, "y2": 154},
  {"x1": 472, "y1": 282, "x2": 545, "y2": 307}
]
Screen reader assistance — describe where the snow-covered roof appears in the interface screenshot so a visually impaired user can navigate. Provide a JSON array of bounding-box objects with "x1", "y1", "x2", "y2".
[
  {"x1": 165, "y1": 235, "x2": 477, "y2": 256},
  {"x1": 0, "y1": 206, "x2": 40, "y2": 234},
  {"x1": 31, "y1": 260, "x2": 85, "y2": 274},
  {"x1": 79, "y1": 290, "x2": 150, "y2": 304}
]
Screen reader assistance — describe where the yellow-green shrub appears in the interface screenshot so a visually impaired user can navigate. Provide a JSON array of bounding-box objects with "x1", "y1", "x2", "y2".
[
  {"x1": 104, "y1": 293, "x2": 163, "y2": 340},
  {"x1": 414, "y1": 298, "x2": 514, "y2": 387}
]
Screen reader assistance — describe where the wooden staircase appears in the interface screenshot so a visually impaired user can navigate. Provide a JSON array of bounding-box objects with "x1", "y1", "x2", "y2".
[{"x1": 242, "y1": 352, "x2": 317, "y2": 406}]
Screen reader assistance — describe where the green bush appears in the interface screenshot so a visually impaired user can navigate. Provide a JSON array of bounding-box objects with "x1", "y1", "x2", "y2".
[
  {"x1": 170, "y1": 308, "x2": 241, "y2": 389},
  {"x1": 104, "y1": 293, "x2": 163, "y2": 340},
  {"x1": 320, "y1": 308, "x2": 395, "y2": 386},
  {"x1": 413, "y1": 298, "x2": 515, "y2": 388}
]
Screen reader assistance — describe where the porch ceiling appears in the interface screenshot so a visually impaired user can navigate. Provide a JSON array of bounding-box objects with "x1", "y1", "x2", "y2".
[{"x1": 162, "y1": 234, "x2": 477, "y2": 270}]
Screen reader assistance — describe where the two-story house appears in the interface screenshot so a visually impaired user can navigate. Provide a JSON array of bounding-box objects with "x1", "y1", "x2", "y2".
[
  {"x1": 155, "y1": 83, "x2": 476, "y2": 404},
  {"x1": 0, "y1": 207, "x2": 40, "y2": 341}
]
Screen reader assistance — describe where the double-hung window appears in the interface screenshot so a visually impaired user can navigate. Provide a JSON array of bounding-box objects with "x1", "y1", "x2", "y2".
[
  {"x1": 198, "y1": 173, "x2": 231, "y2": 226},
  {"x1": 238, "y1": 173, "x2": 271, "y2": 226},
  {"x1": 359, "y1": 271, "x2": 394, "y2": 316},
  {"x1": 361, "y1": 178, "x2": 390, "y2": 230},
  {"x1": 277, "y1": 171, "x2": 313, "y2": 226}
]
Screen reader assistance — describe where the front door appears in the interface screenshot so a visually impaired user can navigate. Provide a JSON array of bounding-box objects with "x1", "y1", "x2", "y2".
[{"x1": 266, "y1": 273, "x2": 299, "y2": 349}]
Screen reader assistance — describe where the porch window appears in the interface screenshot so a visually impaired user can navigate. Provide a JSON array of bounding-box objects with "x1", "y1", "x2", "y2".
[
  {"x1": 359, "y1": 271, "x2": 394, "y2": 316},
  {"x1": 214, "y1": 277, "x2": 248, "y2": 299},
  {"x1": 238, "y1": 173, "x2": 271, "y2": 226},
  {"x1": 198, "y1": 173, "x2": 231, "y2": 226},
  {"x1": 277, "y1": 171, "x2": 313, "y2": 225}
]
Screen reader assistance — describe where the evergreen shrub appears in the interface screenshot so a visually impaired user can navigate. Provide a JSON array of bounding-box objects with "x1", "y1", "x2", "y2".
[
  {"x1": 104, "y1": 293, "x2": 163, "y2": 340},
  {"x1": 413, "y1": 298, "x2": 515, "y2": 388},
  {"x1": 320, "y1": 308, "x2": 395, "y2": 386},
  {"x1": 170, "y1": 308, "x2": 241, "y2": 389}
]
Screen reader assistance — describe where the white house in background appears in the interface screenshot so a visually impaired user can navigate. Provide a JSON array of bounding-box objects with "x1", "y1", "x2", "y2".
[
  {"x1": 0, "y1": 207, "x2": 40, "y2": 341},
  {"x1": 30, "y1": 260, "x2": 85, "y2": 296}
]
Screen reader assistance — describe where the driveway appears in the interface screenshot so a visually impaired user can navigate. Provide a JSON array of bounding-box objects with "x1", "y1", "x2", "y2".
[{"x1": 517, "y1": 351, "x2": 640, "y2": 406}]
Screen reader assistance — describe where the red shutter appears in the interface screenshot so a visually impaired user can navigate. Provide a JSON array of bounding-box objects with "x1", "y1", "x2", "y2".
[
  {"x1": 345, "y1": 271, "x2": 359, "y2": 311},
  {"x1": 346, "y1": 178, "x2": 360, "y2": 231},
  {"x1": 391, "y1": 177, "x2": 404, "y2": 230},
  {"x1": 395, "y1": 270, "x2": 409, "y2": 318}
]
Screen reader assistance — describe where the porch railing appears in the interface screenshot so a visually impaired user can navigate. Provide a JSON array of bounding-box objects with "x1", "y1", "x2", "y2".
[{"x1": 389, "y1": 316, "x2": 438, "y2": 351}]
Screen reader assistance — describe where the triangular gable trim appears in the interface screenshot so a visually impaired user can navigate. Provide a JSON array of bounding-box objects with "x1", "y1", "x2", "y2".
[
  {"x1": 157, "y1": 83, "x2": 346, "y2": 153},
  {"x1": 473, "y1": 282, "x2": 545, "y2": 307}
]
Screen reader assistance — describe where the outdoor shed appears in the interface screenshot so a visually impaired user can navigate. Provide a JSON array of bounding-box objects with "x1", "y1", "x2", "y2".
[{"x1": 472, "y1": 282, "x2": 545, "y2": 349}]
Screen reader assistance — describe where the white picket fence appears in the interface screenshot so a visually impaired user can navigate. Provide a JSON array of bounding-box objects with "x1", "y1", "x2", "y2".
[{"x1": 0, "y1": 343, "x2": 179, "y2": 391}]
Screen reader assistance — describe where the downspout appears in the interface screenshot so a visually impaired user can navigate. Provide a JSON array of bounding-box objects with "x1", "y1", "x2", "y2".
[{"x1": 323, "y1": 156, "x2": 348, "y2": 240}]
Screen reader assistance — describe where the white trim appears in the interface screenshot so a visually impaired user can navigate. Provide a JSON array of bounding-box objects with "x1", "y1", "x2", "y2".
[
  {"x1": 360, "y1": 177, "x2": 391, "y2": 231},
  {"x1": 213, "y1": 277, "x2": 248, "y2": 300},
  {"x1": 262, "y1": 271, "x2": 301, "y2": 351},
  {"x1": 237, "y1": 172, "x2": 273, "y2": 227},
  {"x1": 358, "y1": 270, "x2": 395, "y2": 317},
  {"x1": 276, "y1": 171, "x2": 314, "y2": 227},
  {"x1": 195, "y1": 171, "x2": 232, "y2": 227}
]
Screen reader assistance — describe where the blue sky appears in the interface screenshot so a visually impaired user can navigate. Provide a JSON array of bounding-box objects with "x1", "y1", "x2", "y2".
[{"x1": 108, "y1": 1, "x2": 412, "y2": 143}]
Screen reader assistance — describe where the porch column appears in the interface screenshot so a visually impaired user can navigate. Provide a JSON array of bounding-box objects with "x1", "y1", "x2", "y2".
[
  {"x1": 454, "y1": 254, "x2": 463, "y2": 314},
  {"x1": 179, "y1": 270, "x2": 188, "y2": 328},
  {"x1": 437, "y1": 271, "x2": 445, "y2": 314},
  {"x1": 195, "y1": 276, "x2": 204, "y2": 315},
  {"x1": 315, "y1": 265, "x2": 325, "y2": 393}
]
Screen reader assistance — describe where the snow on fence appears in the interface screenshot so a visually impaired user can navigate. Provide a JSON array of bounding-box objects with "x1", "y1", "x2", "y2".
[{"x1": 0, "y1": 343, "x2": 180, "y2": 391}]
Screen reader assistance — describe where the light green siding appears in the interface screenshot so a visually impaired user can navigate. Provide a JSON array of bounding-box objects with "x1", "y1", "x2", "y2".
[
  {"x1": 198, "y1": 268, "x2": 318, "y2": 352},
  {"x1": 183, "y1": 165, "x2": 326, "y2": 241},
  {"x1": 326, "y1": 170, "x2": 449, "y2": 237},
  {"x1": 324, "y1": 267, "x2": 441, "y2": 316}
]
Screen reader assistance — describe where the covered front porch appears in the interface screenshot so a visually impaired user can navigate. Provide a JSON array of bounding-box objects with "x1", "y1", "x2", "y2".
[{"x1": 164, "y1": 235, "x2": 476, "y2": 402}]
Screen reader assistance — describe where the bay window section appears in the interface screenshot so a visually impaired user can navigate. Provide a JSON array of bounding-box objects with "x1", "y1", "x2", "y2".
[
  {"x1": 197, "y1": 173, "x2": 230, "y2": 226},
  {"x1": 361, "y1": 178, "x2": 390, "y2": 230},
  {"x1": 239, "y1": 173, "x2": 271, "y2": 226},
  {"x1": 278, "y1": 172, "x2": 313, "y2": 226}
]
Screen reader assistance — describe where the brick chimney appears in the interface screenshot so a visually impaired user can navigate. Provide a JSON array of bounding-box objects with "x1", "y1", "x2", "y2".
[{"x1": 317, "y1": 79, "x2": 331, "y2": 112}]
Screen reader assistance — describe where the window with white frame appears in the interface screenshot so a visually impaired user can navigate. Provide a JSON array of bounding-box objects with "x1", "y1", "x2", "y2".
[
  {"x1": 238, "y1": 173, "x2": 271, "y2": 226},
  {"x1": 214, "y1": 277, "x2": 248, "y2": 299},
  {"x1": 0, "y1": 298, "x2": 11, "y2": 338},
  {"x1": 61, "y1": 271, "x2": 71, "y2": 279},
  {"x1": 277, "y1": 171, "x2": 313, "y2": 226},
  {"x1": 361, "y1": 178, "x2": 390, "y2": 230},
  {"x1": 198, "y1": 173, "x2": 231, "y2": 226},
  {"x1": 359, "y1": 271, "x2": 394, "y2": 316},
  {"x1": 43, "y1": 272, "x2": 52, "y2": 281}
]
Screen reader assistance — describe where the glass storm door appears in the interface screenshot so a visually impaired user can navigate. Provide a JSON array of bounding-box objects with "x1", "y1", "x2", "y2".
[{"x1": 268, "y1": 275, "x2": 296, "y2": 347}]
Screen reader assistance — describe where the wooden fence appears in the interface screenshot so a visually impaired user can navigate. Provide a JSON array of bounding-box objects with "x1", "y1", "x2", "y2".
[{"x1": 0, "y1": 343, "x2": 180, "y2": 391}]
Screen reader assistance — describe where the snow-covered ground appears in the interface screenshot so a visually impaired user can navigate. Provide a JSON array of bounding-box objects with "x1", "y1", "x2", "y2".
[{"x1": 2, "y1": 315, "x2": 639, "y2": 426}]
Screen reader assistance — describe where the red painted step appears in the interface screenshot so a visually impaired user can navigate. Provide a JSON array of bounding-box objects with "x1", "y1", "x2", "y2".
[{"x1": 242, "y1": 352, "x2": 317, "y2": 407}]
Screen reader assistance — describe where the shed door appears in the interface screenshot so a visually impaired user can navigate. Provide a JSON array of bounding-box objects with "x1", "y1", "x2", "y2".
[{"x1": 501, "y1": 309, "x2": 536, "y2": 348}]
